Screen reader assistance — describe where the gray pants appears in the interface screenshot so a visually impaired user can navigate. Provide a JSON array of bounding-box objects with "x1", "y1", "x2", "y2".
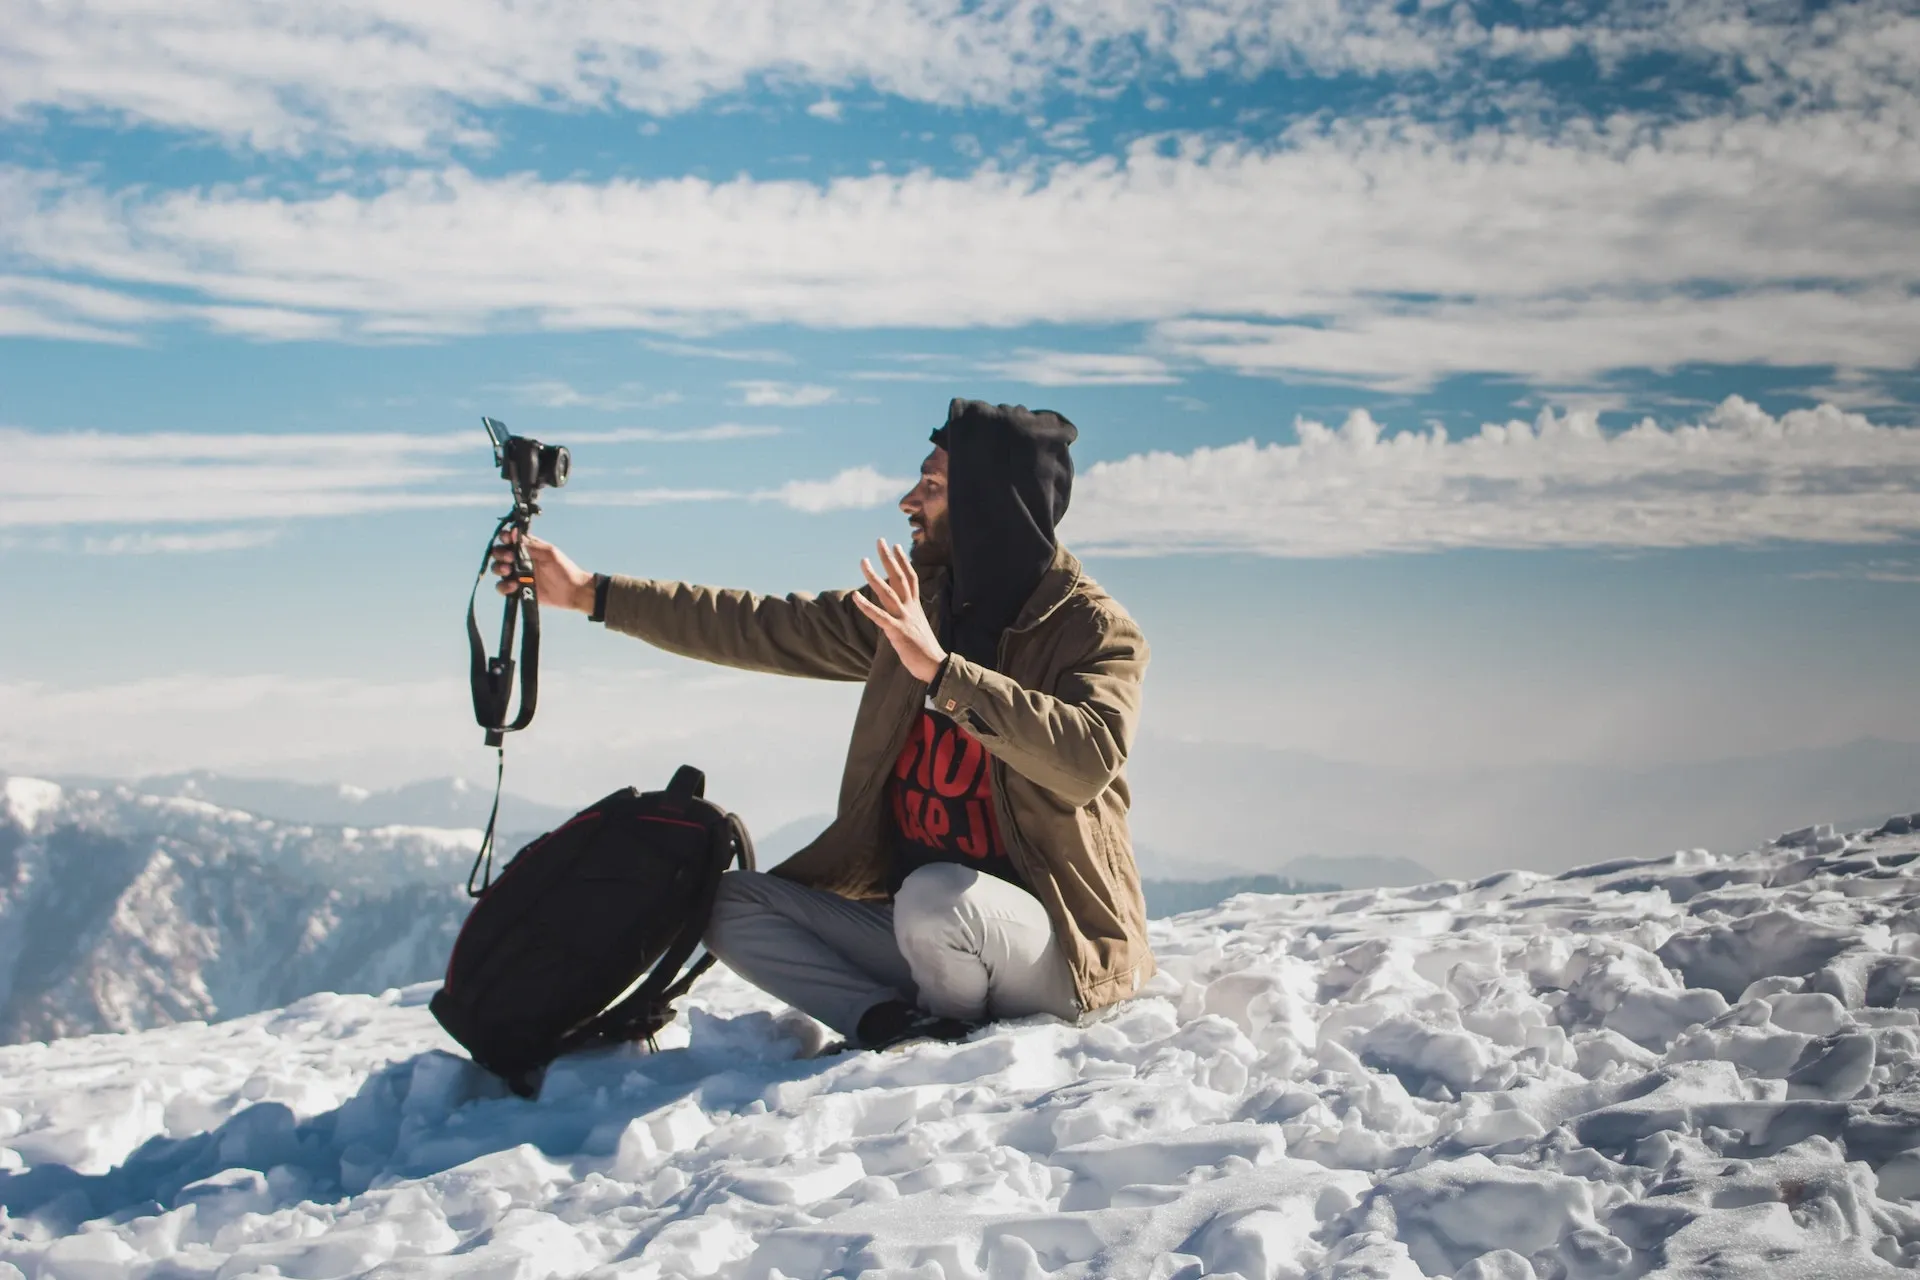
[{"x1": 702, "y1": 863, "x2": 1081, "y2": 1037}]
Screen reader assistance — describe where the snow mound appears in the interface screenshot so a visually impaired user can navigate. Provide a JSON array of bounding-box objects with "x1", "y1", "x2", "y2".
[{"x1": 0, "y1": 821, "x2": 1917, "y2": 1277}]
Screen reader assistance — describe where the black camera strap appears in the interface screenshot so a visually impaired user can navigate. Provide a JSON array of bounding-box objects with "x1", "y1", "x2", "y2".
[{"x1": 465, "y1": 509, "x2": 542, "y2": 895}]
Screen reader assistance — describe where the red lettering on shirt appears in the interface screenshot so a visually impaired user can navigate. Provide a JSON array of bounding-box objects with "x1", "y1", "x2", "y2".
[{"x1": 889, "y1": 710, "x2": 1004, "y2": 863}]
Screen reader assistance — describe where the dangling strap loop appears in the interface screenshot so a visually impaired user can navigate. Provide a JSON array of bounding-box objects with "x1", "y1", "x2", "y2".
[
  {"x1": 464, "y1": 506, "x2": 545, "y2": 896},
  {"x1": 465, "y1": 746, "x2": 507, "y2": 897}
]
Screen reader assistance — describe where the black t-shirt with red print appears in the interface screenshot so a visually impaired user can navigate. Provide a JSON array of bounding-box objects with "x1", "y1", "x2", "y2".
[{"x1": 886, "y1": 706, "x2": 1025, "y2": 893}]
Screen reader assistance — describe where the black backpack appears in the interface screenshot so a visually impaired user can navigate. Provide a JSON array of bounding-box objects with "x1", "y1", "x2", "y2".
[{"x1": 429, "y1": 765, "x2": 753, "y2": 1096}]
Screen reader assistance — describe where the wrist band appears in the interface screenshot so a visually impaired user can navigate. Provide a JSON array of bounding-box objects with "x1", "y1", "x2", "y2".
[{"x1": 588, "y1": 573, "x2": 610, "y2": 622}]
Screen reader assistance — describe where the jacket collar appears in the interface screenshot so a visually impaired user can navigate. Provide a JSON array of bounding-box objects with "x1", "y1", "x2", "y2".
[
  {"x1": 1008, "y1": 542, "x2": 1083, "y2": 634},
  {"x1": 919, "y1": 542, "x2": 1082, "y2": 636}
]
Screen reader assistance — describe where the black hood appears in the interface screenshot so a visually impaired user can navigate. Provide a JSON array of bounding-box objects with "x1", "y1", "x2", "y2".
[{"x1": 930, "y1": 398, "x2": 1077, "y2": 669}]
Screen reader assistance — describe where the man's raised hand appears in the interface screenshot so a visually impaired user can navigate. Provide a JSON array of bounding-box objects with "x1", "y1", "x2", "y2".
[{"x1": 853, "y1": 538, "x2": 948, "y2": 684}]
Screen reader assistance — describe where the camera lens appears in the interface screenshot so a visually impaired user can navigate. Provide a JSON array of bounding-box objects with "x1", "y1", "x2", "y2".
[{"x1": 542, "y1": 444, "x2": 570, "y2": 489}]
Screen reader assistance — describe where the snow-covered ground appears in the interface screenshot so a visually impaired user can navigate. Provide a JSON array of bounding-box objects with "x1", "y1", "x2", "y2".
[{"x1": 1, "y1": 818, "x2": 1917, "y2": 1278}]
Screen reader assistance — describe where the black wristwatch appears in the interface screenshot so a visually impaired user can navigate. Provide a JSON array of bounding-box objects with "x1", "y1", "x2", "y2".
[{"x1": 587, "y1": 573, "x2": 610, "y2": 623}]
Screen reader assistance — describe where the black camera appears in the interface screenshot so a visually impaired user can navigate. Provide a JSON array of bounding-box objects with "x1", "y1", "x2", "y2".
[{"x1": 483, "y1": 416, "x2": 569, "y2": 509}]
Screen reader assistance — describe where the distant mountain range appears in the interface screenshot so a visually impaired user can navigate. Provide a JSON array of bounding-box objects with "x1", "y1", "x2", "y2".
[
  {"x1": 50, "y1": 769, "x2": 574, "y2": 836},
  {"x1": 1122, "y1": 734, "x2": 1920, "y2": 880},
  {"x1": 35, "y1": 735, "x2": 1920, "y2": 887},
  {"x1": 1140, "y1": 874, "x2": 1341, "y2": 918},
  {"x1": 0, "y1": 775, "x2": 483, "y2": 1044},
  {"x1": 754, "y1": 813, "x2": 1433, "y2": 892}
]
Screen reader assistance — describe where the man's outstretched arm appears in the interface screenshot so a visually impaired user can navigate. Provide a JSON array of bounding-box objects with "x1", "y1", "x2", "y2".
[
  {"x1": 601, "y1": 576, "x2": 880, "y2": 682},
  {"x1": 493, "y1": 531, "x2": 879, "y2": 682}
]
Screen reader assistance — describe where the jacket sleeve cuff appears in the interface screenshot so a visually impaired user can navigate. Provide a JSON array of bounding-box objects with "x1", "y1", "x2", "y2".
[
  {"x1": 927, "y1": 652, "x2": 981, "y2": 719},
  {"x1": 599, "y1": 573, "x2": 657, "y2": 638}
]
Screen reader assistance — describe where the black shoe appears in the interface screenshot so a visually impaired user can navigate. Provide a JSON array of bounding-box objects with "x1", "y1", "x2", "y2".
[{"x1": 855, "y1": 999, "x2": 975, "y2": 1051}]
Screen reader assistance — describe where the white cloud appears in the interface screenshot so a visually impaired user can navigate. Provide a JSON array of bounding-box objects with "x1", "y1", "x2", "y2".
[
  {"x1": 3, "y1": 104, "x2": 1914, "y2": 387},
  {"x1": 1793, "y1": 559, "x2": 1920, "y2": 585},
  {"x1": 983, "y1": 350, "x2": 1178, "y2": 386},
  {"x1": 640, "y1": 339, "x2": 794, "y2": 364},
  {"x1": 0, "y1": 1, "x2": 1511, "y2": 154},
  {"x1": 2, "y1": 419, "x2": 906, "y2": 532},
  {"x1": 1155, "y1": 290, "x2": 1920, "y2": 392},
  {"x1": 568, "y1": 424, "x2": 782, "y2": 443},
  {"x1": 757, "y1": 466, "x2": 910, "y2": 514},
  {"x1": 566, "y1": 487, "x2": 743, "y2": 507},
  {"x1": 543, "y1": 463, "x2": 936, "y2": 513},
  {"x1": 198, "y1": 305, "x2": 345, "y2": 341},
  {"x1": 0, "y1": 304, "x2": 135, "y2": 345},
  {"x1": 495, "y1": 379, "x2": 677, "y2": 411},
  {"x1": 1, "y1": 426, "x2": 481, "y2": 527},
  {"x1": 16, "y1": 397, "x2": 1920, "y2": 555},
  {"x1": 730, "y1": 380, "x2": 839, "y2": 407},
  {"x1": 4, "y1": 0, "x2": 1905, "y2": 156},
  {"x1": 846, "y1": 370, "x2": 959, "y2": 383},
  {"x1": 569, "y1": 465, "x2": 912, "y2": 513},
  {"x1": 80, "y1": 528, "x2": 282, "y2": 555},
  {"x1": 805, "y1": 98, "x2": 844, "y2": 122},
  {"x1": 0, "y1": 275, "x2": 168, "y2": 343},
  {"x1": 1065, "y1": 398, "x2": 1920, "y2": 556},
  {"x1": 1, "y1": 423, "x2": 793, "y2": 528}
]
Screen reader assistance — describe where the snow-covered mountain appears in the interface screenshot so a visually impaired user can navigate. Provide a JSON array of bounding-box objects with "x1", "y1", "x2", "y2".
[
  {"x1": 51, "y1": 768, "x2": 574, "y2": 835},
  {"x1": 0, "y1": 775, "x2": 483, "y2": 1044},
  {"x1": 0, "y1": 811, "x2": 1917, "y2": 1276}
]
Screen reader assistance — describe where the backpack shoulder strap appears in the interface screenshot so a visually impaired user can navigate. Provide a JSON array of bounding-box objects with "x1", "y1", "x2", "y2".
[{"x1": 728, "y1": 811, "x2": 756, "y2": 873}]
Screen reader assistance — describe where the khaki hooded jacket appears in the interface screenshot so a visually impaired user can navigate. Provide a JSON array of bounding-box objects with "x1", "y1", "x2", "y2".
[{"x1": 600, "y1": 542, "x2": 1155, "y2": 1013}]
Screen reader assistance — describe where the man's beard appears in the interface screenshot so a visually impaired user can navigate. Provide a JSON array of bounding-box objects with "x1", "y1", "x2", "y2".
[{"x1": 908, "y1": 513, "x2": 951, "y2": 569}]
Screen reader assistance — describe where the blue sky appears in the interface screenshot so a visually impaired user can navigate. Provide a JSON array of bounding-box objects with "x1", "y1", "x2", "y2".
[{"x1": 3, "y1": 1, "x2": 1919, "y2": 866}]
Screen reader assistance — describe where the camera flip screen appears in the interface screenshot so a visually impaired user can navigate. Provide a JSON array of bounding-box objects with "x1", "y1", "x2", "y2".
[{"x1": 482, "y1": 416, "x2": 512, "y2": 465}]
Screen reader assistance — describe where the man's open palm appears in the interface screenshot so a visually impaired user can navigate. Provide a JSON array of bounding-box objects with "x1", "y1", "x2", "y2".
[{"x1": 854, "y1": 539, "x2": 947, "y2": 684}]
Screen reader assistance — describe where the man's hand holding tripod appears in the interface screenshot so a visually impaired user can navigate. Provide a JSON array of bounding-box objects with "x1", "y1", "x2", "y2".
[{"x1": 491, "y1": 530, "x2": 598, "y2": 613}]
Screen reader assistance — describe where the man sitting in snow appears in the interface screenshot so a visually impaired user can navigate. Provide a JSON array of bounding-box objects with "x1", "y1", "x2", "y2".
[{"x1": 494, "y1": 398, "x2": 1152, "y2": 1051}]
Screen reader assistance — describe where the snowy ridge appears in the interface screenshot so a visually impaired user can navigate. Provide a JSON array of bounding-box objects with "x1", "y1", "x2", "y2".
[
  {"x1": 0, "y1": 780, "x2": 63, "y2": 836},
  {"x1": 0, "y1": 774, "x2": 484, "y2": 1043},
  {"x1": 75, "y1": 769, "x2": 571, "y2": 836},
  {"x1": 1, "y1": 817, "x2": 1917, "y2": 1276}
]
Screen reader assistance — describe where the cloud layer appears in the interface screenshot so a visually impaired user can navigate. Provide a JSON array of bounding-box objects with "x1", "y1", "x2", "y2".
[
  {"x1": 0, "y1": 667, "x2": 859, "y2": 829},
  {"x1": 5, "y1": 100, "x2": 1914, "y2": 387},
  {"x1": 7, "y1": 0, "x2": 1912, "y2": 153},
  {"x1": 1068, "y1": 397, "x2": 1920, "y2": 556},
  {"x1": 0, "y1": 0, "x2": 1695, "y2": 153},
  {"x1": 2, "y1": 426, "x2": 898, "y2": 535},
  {"x1": 14, "y1": 399, "x2": 1920, "y2": 556}
]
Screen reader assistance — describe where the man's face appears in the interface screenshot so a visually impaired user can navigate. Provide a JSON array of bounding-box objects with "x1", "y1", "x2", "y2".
[{"x1": 900, "y1": 446, "x2": 951, "y2": 568}]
